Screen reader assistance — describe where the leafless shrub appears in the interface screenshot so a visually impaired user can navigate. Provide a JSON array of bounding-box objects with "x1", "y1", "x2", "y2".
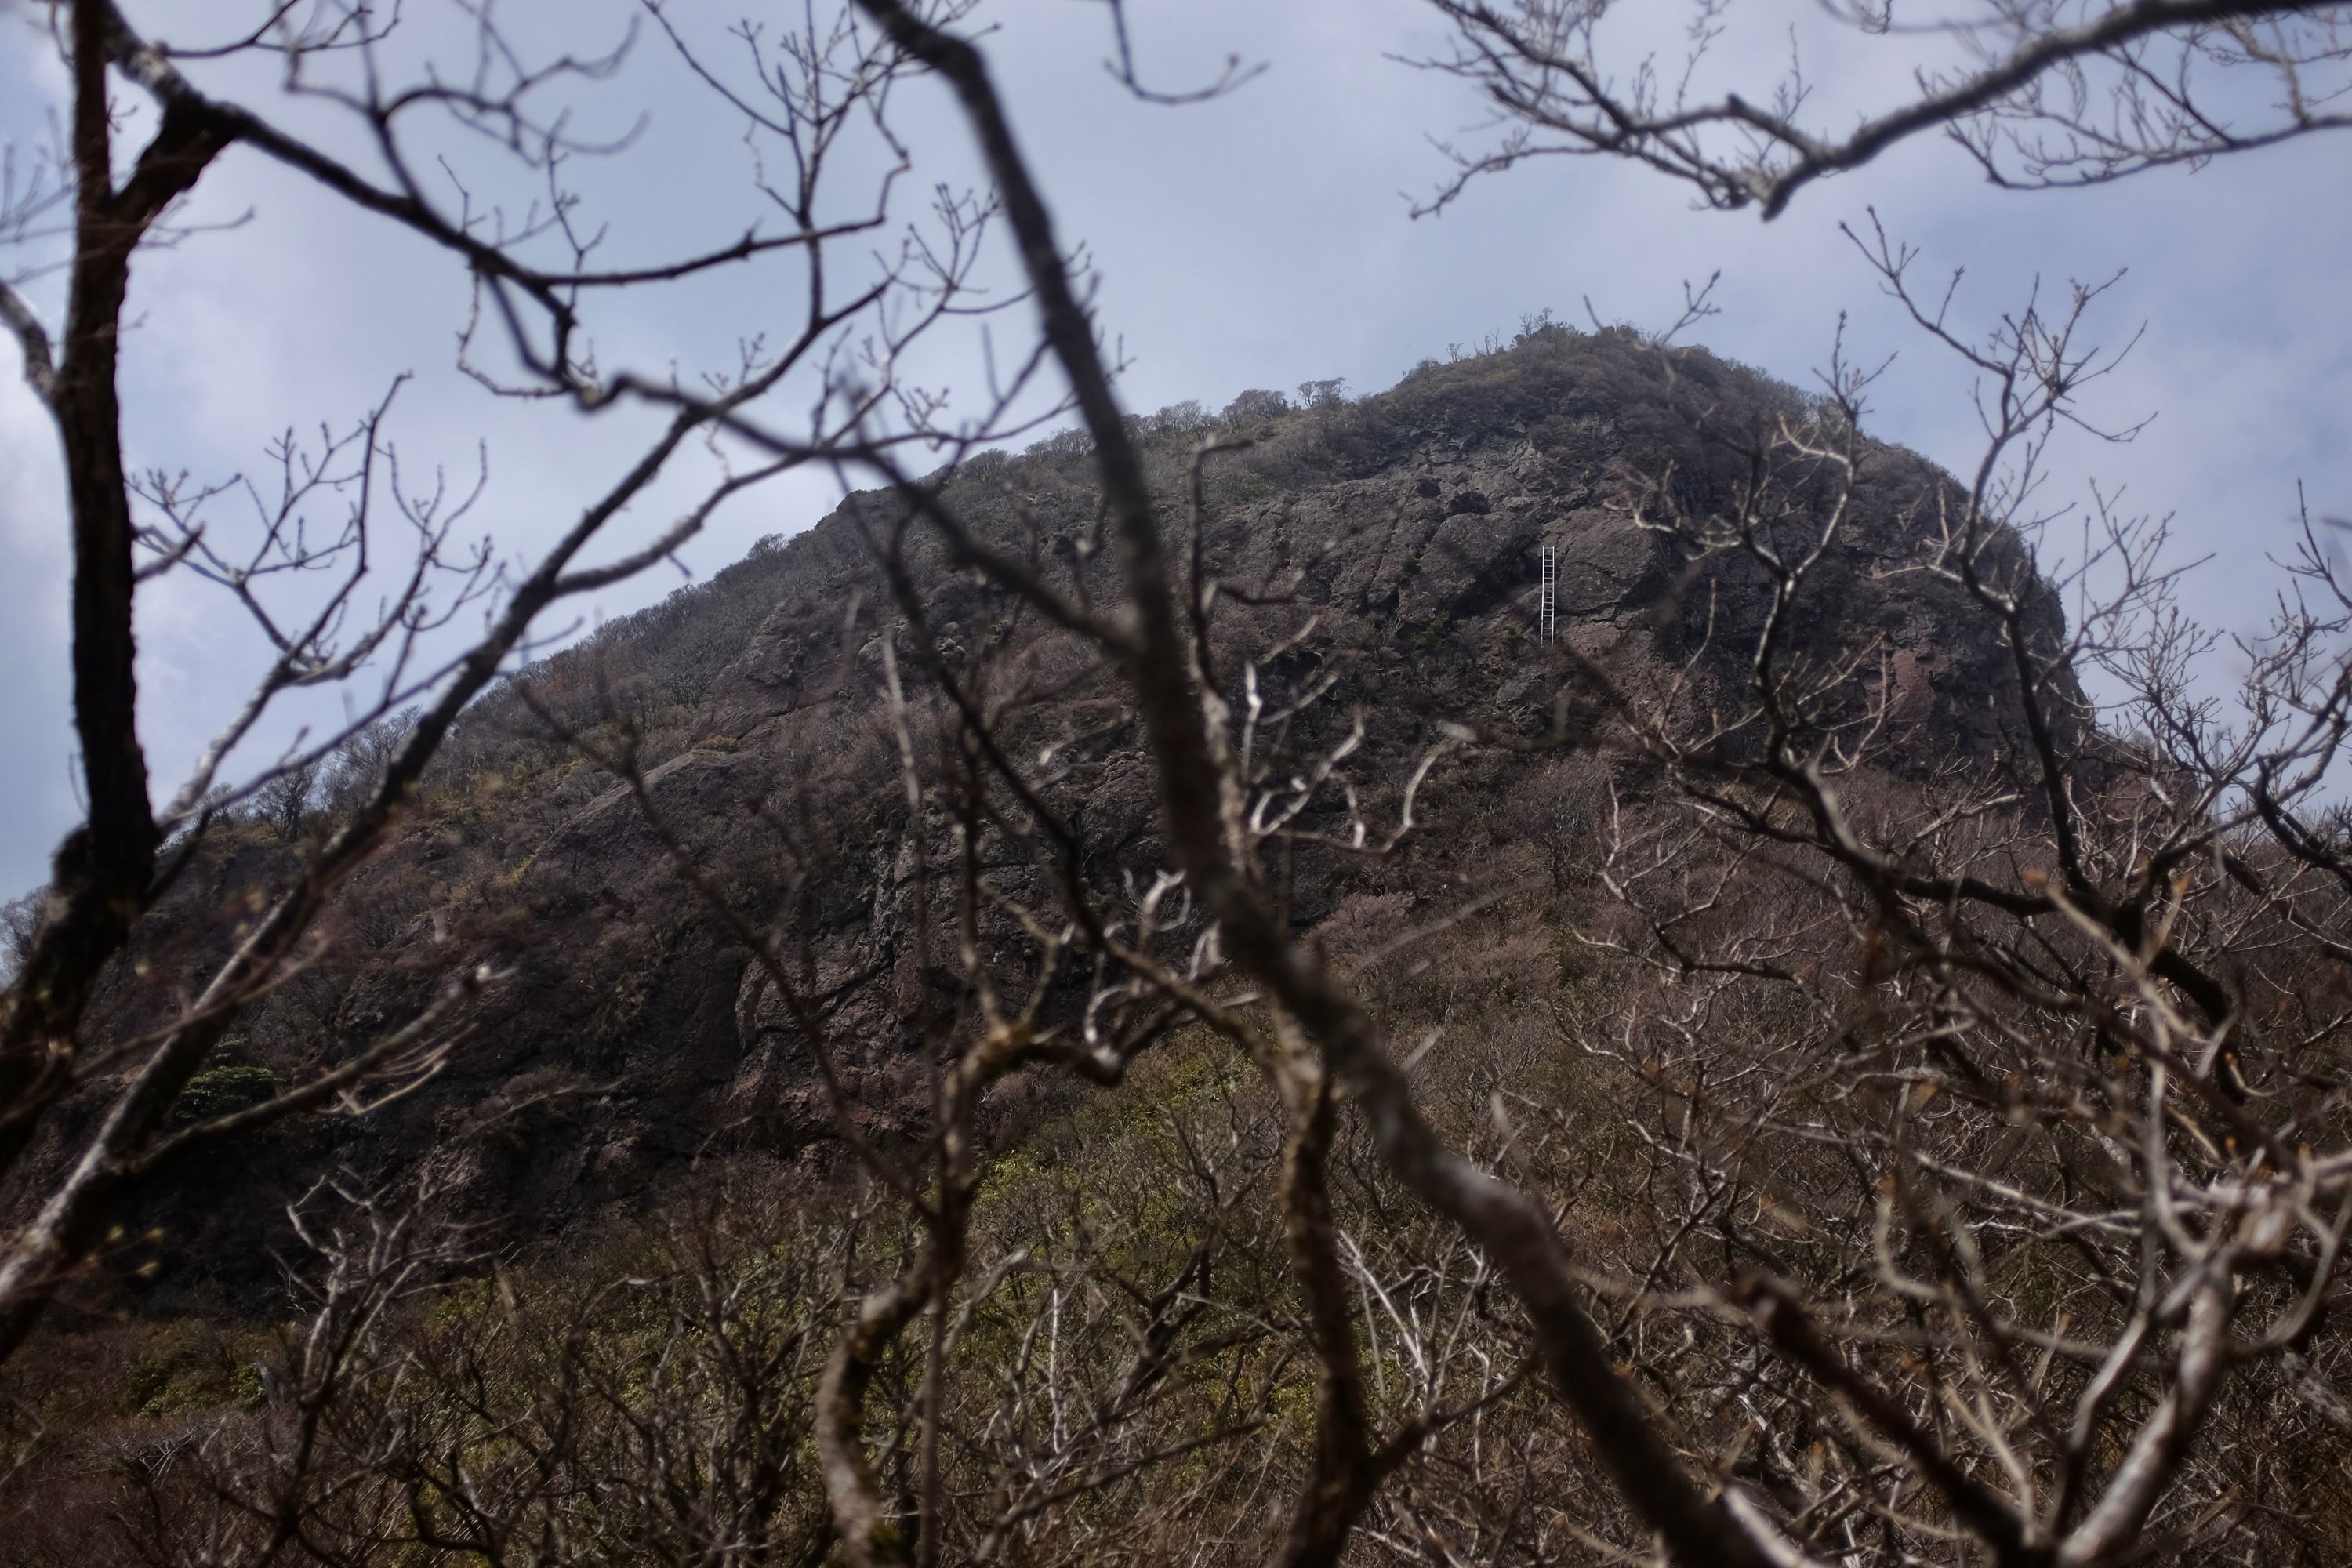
[
  {"x1": 0, "y1": 0, "x2": 1051, "y2": 1359},
  {"x1": 12, "y1": 5, "x2": 2350, "y2": 1566}
]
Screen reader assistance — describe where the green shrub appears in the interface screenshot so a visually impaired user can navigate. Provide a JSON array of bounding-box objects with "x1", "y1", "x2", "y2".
[
  {"x1": 172, "y1": 1064, "x2": 278, "y2": 1123},
  {"x1": 122, "y1": 1322, "x2": 267, "y2": 1416}
]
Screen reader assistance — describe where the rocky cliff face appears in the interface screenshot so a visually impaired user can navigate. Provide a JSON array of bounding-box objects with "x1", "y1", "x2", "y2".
[{"x1": 78, "y1": 325, "x2": 2065, "y2": 1305}]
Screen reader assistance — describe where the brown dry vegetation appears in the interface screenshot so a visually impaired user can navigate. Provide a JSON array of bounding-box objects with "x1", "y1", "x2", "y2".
[
  {"x1": 8, "y1": 3, "x2": 2352, "y2": 1565},
  {"x1": 9, "y1": 318, "x2": 2352, "y2": 1564}
]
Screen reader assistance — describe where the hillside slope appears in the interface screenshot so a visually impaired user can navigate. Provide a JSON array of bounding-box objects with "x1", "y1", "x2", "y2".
[{"x1": 69, "y1": 324, "x2": 2063, "y2": 1303}]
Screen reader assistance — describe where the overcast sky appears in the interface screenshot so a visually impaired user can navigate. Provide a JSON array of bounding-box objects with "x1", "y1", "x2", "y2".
[{"x1": 2, "y1": 0, "x2": 2347, "y2": 898}]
